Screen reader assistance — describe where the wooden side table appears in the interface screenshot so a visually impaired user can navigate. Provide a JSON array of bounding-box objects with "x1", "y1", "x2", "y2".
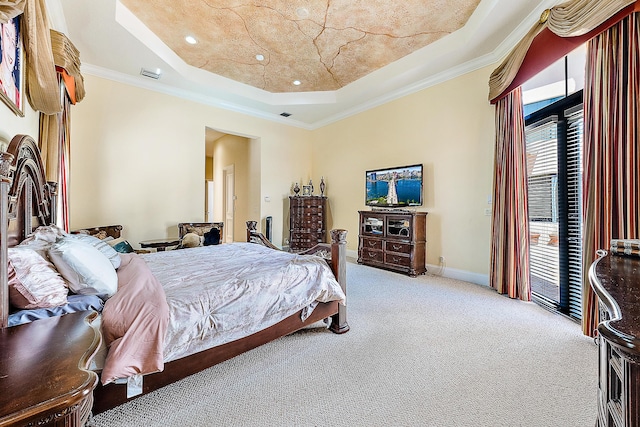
[
  {"x1": 0, "y1": 311, "x2": 101, "y2": 427},
  {"x1": 139, "y1": 238, "x2": 180, "y2": 251}
]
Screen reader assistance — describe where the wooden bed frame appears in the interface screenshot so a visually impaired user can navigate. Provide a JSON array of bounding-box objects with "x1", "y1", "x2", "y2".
[{"x1": 0, "y1": 134, "x2": 349, "y2": 416}]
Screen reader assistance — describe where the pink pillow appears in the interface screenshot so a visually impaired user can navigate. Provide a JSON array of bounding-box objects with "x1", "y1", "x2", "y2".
[{"x1": 8, "y1": 247, "x2": 69, "y2": 309}]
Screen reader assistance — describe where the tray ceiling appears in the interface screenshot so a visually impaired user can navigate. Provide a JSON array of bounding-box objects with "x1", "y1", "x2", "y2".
[{"x1": 49, "y1": 0, "x2": 558, "y2": 127}]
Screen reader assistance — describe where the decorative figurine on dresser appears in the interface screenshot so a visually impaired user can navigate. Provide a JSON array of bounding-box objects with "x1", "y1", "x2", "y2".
[
  {"x1": 589, "y1": 239, "x2": 640, "y2": 427},
  {"x1": 289, "y1": 179, "x2": 327, "y2": 252}
]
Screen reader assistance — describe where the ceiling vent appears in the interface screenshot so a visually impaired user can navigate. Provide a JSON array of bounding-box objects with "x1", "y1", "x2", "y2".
[
  {"x1": 280, "y1": 112, "x2": 292, "y2": 117},
  {"x1": 140, "y1": 68, "x2": 161, "y2": 79}
]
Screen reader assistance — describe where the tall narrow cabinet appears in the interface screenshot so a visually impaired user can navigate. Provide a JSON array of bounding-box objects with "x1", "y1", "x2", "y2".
[
  {"x1": 289, "y1": 196, "x2": 327, "y2": 252},
  {"x1": 358, "y1": 210, "x2": 427, "y2": 277}
]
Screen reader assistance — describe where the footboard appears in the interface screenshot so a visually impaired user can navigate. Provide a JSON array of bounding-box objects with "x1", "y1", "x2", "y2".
[{"x1": 246, "y1": 221, "x2": 349, "y2": 334}]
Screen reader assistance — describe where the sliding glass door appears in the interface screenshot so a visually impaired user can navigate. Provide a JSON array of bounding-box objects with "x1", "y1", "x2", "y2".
[{"x1": 525, "y1": 91, "x2": 583, "y2": 319}]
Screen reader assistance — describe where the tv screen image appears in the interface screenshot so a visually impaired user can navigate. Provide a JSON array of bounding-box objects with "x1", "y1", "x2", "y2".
[{"x1": 366, "y1": 164, "x2": 423, "y2": 207}]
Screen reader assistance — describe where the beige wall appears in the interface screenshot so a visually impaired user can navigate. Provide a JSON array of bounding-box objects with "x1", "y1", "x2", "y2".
[
  {"x1": 2, "y1": 65, "x2": 496, "y2": 281},
  {"x1": 205, "y1": 156, "x2": 213, "y2": 181},
  {"x1": 312, "y1": 65, "x2": 496, "y2": 279},
  {"x1": 0, "y1": 101, "x2": 40, "y2": 150},
  {"x1": 70, "y1": 74, "x2": 312, "y2": 248}
]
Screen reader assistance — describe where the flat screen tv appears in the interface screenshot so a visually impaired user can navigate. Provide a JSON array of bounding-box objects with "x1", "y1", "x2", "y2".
[{"x1": 365, "y1": 164, "x2": 423, "y2": 208}]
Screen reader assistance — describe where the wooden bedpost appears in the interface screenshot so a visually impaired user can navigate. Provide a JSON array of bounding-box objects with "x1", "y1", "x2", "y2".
[
  {"x1": 0, "y1": 152, "x2": 14, "y2": 329},
  {"x1": 329, "y1": 229, "x2": 349, "y2": 334}
]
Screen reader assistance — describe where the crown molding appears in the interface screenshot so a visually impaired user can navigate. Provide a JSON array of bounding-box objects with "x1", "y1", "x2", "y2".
[{"x1": 81, "y1": 64, "x2": 314, "y2": 130}]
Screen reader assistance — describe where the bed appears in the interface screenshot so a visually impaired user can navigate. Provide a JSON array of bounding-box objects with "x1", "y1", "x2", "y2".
[{"x1": 0, "y1": 134, "x2": 349, "y2": 416}]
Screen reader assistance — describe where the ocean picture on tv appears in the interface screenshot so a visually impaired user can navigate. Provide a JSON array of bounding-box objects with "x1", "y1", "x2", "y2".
[{"x1": 366, "y1": 164, "x2": 423, "y2": 207}]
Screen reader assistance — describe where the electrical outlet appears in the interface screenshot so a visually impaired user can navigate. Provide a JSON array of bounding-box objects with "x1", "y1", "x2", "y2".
[{"x1": 439, "y1": 256, "x2": 445, "y2": 264}]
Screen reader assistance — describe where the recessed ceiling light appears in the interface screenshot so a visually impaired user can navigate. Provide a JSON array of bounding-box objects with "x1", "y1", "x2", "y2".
[
  {"x1": 293, "y1": 80, "x2": 301, "y2": 86},
  {"x1": 185, "y1": 36, "x2": 197, "y2": 44},
  {"x1": 256, "y1": 54, "x2": 264, "y2": 61}
]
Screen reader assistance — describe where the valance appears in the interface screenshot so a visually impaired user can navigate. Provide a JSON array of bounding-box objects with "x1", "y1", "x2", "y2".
[
  {"x1": 51, "y1": 29, "x2": 85, "y2": 104},
  {"x1": 489, "y1": 0, "x2": 638, "y2": 103}
]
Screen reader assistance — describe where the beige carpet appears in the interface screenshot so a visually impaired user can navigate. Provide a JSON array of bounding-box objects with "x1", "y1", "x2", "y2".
[{"x1": 91, "y1": 261, "x2": 597, "y2": 427}]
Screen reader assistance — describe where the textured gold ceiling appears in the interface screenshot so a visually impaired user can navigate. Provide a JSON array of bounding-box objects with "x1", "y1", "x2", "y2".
[{"x1": 121, "y1": 0, "x2": 482, "y2": 93}]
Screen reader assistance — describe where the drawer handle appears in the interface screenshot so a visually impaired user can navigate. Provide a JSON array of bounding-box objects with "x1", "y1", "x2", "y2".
[
  {"x1": 368, "y1": 241, "x2": 376, "y2": 247},
  {"x1": 368, "y1": 252, "x2": 376, "y2": 258},
  {"x1": 392, "y1": 245, "x2": 401, "y2": 250},
  {"x1": 392, "y1": 257, "x2": 400, "y2": 263}
]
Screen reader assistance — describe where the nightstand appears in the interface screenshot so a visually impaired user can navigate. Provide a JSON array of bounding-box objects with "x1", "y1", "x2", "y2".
[{"x1": 0, "y1": 311, "x2": 101, "y2": 426}]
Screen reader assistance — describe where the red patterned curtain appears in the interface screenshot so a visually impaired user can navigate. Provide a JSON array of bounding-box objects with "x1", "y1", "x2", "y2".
[
  {"x1": 582, "y1": 12, "x2": 640, "y2": 336},
  {"x1": 490, "y1": 87, "x2": 531, "y2": 301}
]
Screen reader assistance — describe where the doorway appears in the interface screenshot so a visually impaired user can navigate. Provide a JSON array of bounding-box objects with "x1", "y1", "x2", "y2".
[
  {"x1": 206, "y1": 180, "x2": 214, "y2": 222},
  {"x1": 222, "y1": 165, "x2": 235, "y2": 243}
]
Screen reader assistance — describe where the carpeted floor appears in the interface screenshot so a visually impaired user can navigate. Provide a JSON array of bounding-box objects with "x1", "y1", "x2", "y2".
[{"x1": 91, "y1": 261, "x2": 597, "y2": 427}]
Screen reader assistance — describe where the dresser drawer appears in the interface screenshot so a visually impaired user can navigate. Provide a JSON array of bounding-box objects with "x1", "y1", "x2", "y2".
[
  {"x1": 361, "y1": 237, "x2": 382, "y2": 251},
  {"x1": 361, "y1": 249, "x2": 383, "y2": 263},
  {"x1": 385, "y1": 241, "x2": 412, "y2": 254},
  {"x1": 385, "y1": 252, "x2": 411, "y2": 267}
]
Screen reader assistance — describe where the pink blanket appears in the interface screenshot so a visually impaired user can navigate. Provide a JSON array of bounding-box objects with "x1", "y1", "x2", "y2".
[{"x1": 100, "y1": 253, "x2": 170, "y2": 385}]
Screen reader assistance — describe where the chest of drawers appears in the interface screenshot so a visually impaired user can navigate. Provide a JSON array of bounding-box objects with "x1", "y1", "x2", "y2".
[{"x1": 289, "y1": 196, "x2": 327, "y2": 252}]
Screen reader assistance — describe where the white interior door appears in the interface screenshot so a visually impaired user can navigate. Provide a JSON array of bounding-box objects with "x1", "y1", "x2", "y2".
[
  {"x1": 223, "y1": 165, "x2": 235, "y2": 242},
  {"x1": 205, "y1": 180, "x2": 214, "y2": 222}
]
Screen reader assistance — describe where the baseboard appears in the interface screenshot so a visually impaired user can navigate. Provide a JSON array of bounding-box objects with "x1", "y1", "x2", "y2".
[
  {"x1": 345, "y1": 249, "x2": 489, "y2": 287},
  {"x1": 426, "y1": 264, "x2": 489, "y2": 287}
]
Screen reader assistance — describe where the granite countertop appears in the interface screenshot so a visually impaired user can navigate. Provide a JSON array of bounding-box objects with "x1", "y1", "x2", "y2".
[{"x1": 592, "y1": 253, "x2": 640, "y2": 356}]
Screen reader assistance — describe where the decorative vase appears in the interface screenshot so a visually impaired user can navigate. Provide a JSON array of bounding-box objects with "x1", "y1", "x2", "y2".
[
  {"x1": 293, "y1": 182, "x2": 300, "y2": 195},
  {"x1": 320, "y1": 176, "x2": 325, "y2": 196},
  {"x1": 308, "y1": 179, "x2": 314, "y2": 194}
]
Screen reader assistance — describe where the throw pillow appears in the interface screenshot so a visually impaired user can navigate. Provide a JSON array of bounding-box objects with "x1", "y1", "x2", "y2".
[
  {"x1": 7, "y1": 247, "x2": 69, "y2": 309},
  {"x1": 181, "y1": 232, "x2": 202, "y2": 248},
  {"x1": 203, "y1": 228, "x2": 220, "y2": 245},
  {"x1": 65, "y1": 234, "x2": 121, "y2": 269}
]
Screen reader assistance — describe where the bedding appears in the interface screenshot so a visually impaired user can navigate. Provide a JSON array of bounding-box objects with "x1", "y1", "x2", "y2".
[
  {"x1": 100, "y1": 253, "x2": 169, "y2": 384},
  {"x1": 98, "y1": 242, "x2": 345, "y2": 383},
  {"x1": 8, "y1": 294, "x2": 104, "y2": 326}
]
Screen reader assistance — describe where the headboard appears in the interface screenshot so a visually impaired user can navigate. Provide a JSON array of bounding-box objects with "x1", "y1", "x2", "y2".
[{"x1": 0, "y1": 134, "x2": 57, "y2": 328}]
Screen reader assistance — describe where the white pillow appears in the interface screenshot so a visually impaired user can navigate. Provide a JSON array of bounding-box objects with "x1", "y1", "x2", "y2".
[
  {"x1": 65, "y1": 233, "x2": 121, "y2": 269},
  {"x1": 48, "y1": 239, "x2": 118, "y2": 297}
]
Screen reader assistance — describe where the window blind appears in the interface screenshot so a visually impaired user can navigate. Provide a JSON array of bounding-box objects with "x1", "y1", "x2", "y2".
[
  {"x1": 565, "y1": 105, "x2": 584, "y2": 319},
  {"x1": 526, "y1": 117, "x2": 560, "y2": 304}
]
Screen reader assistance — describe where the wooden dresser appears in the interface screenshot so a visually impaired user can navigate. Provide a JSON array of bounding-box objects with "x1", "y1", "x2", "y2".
[
  {"x1": 289, "y1": 196, "x2": 327, "y2": 252},
  {"x1": 0, "y1": 311, "x2": 101, "y2": 427},
  {"x1": 589, "y1": 252, "x2": 640, "y2": 427},
  {"x1": 357, "y1": 210, "x2": 427, "y2": 277}
]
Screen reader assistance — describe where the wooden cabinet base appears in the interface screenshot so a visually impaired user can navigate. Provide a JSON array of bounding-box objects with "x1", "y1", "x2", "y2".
[
  {"x1": 590, "y1": 253, "x2": 640, "y2": 427},
  {"x1": 357, "y1": 210, "x2": 427, "y2": 277}
]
